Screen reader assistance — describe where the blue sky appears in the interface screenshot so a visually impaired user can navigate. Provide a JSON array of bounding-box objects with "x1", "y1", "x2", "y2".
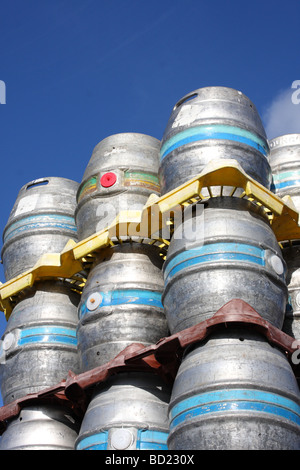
[{"x1": 0, "y1": 0, "x2": 299, "y2": 402}]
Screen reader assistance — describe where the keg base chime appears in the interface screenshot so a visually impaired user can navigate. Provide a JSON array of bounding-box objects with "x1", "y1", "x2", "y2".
[{"x1": 1, "y1": 87, "x2": 300, "y2": 450}]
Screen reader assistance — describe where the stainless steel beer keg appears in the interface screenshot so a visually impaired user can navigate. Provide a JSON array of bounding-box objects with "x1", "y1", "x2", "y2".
[
  {"x1": 269, "y1": 134, "x2": 300, "y2": 211},
  {"x1": 1, "y1": 177, "x2": 78, "y2": 280},
  {"x1": 168, "y1": 328, "x2": 300, "y2": 450},
  {"x1": 163, "y1": 197, "x2": 287, "y2": 333},
  {"x1": 75, "y1": 372, "x2": 171, "y2": 450},
  {"x1": 75, "y1": 133, "x2": 160, "y2": 240},
  {"x1": 281, "y1": 243, "x2": 300, "y2": 339},
  {"x1": 0, "y1": 405, "x2": 79, "y2": 450},
  {"x1": 159, "y1": 86, "x2": 271, "y2": 195},
  {"x1": 0, "y1": 280, "x2": 80, "y2": 404},
  {"x1": 77, "y1": 243, "x2": 168, "y2": 371}
]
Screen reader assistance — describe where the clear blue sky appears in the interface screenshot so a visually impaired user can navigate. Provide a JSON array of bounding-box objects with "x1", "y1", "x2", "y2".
[{"x1": 0, "y1": 0, "x2": 299, "y2": 401}]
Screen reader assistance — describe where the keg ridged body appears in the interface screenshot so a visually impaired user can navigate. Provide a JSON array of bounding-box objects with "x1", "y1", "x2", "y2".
[
  {"x1": 168, "y1": 328, "x2": 300, "y2": 450},
  {"x1": 77, "y1": 243, "x2": 168, "y2": 371},
  {"x1": 282, "y1": 244, "x2": 300, "y2": 339},
  {"x1": 159, "y1": 86, "x2": 271, "y2": 195},
  {"x1": 163, "y1": 197, "x2": 287, "y2": 333},
  {"x1": 0, "y1": 281, "x2": 80, "y2": 404},
  {"x1": 1, "y1": 177, "x2": 78, "y2": 280},
  {"x1": 269, "y1": 134, "x2": 300, "y2": 211},
  {"x1": 0, "y1": 405, "x2": 79, "y2": 450},
  {"x1": 75, "y1": 372, "x2": 171, "y2": 450},
  {"x1": 76, "y1": 133, "x2": 160, "y2": 240}
]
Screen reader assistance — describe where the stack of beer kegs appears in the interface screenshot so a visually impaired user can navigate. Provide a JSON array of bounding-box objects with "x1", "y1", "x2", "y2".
[
  {"x1": 74, "y1": 133, "x2": 171, "y2": 451},
  {"x1": 159, "y1": 87, "x2": 300, "y2": 450},
  {"x1": 0, "y1": 177, "x2": 81, "y2": 450},
  {"x1": 1, "y1": 89, "x2": 300, "y2": 451},
  {"x1": 269, "y1": 134, "x2": 300, "y2": 342}
]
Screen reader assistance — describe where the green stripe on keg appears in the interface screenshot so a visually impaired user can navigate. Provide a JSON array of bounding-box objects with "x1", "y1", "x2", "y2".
[
  {"x1": 18, "y1": 326, "x2": 77, "y2": 346},
  {"x1": 123, "y1": 170, "x2": 160, "y2": 193},
  {"x1": 77, "y1": 176, "x2": 98, "y2": 202},
  {"x1": 164, "y1": 242, "x2": 266, "y2": 283},
  {"x1": 3, "y1": 214, "x2": 77, "y2": 242},
  {"x1": 169, "y1": 389, "x2": 300, "y2": 429},
  {"x1": 160, "y1": 124, "x2": 268, "y2": 160}
]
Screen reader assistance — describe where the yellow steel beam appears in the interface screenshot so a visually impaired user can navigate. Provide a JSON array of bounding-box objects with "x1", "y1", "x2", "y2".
[
  {"x1": 0, "y1": 240, "x2": 83, "y2": 320},
  {"x1": 1, "y1": 159, "x2": 300, "y2": 319},
  {"x1": 138, "y1": 159, "x2": 300, "y2": 240}
]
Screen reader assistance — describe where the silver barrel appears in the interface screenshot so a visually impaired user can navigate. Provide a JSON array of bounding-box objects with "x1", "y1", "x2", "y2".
[
  {"x1": 269, "y1": 134, "x2": 300, "y2": 211},
  {"x1": 159, "y1": 86, "x2": 271, "y2": 195},
  {"x1": 168, "y1": 328, "x2": 300, "y2": 450},
  {"x1": 77, "y1": 243, "x2": 168, "y2": 371},
  {"x1": 281, "y1": 243, "x2": 300, "y2": 339},
  {"x1": 0, "y1": 280, "x2": 80, "y2": 404},
  {"x1": 76, "y1": 133, "x2": 160, "y2": 240},
  {"x1": 75, "y1": 372, "x2": 171, "y2": 450},
  {"x1": 163, "y1": 197, "x2": 287, "y2": 333},
  {"x1": 1, "y1": 177, "x2": 78, "y2": 280},
  {"x1": 0, "y1": 405, "x2": 79, "y2": 450}
]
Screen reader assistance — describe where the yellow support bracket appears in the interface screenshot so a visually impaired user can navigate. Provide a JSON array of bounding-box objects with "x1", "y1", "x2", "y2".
[
  {"x1": 1, "y1": 158, "x2": 300, "y2": 320},
  {"x1": 138, "y1": 159, "x2": 300, "y2": 241},
  {"x1": 0, "y1": 239, "x2": 83, "y2": 320},
  {"x1": 72, "y1": 210, "x2": 148, "y2": 260}
]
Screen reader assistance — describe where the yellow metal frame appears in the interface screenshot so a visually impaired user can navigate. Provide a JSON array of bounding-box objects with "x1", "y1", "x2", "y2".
[
  {"x1": 0, "y1": 239, "x2": 84, "y2": 319},
  {"x1": 1, "y1": 159, "x2": 299, "y2": 320},
  {"x1": 137, "y1": 158, "x2": 300, "y2": 239}
]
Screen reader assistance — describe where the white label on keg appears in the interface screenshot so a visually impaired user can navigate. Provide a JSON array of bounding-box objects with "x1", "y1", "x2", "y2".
[
  {"x1": 2, "y1": 332, "x2": 15, "y2": 351},
  {"x1": 172, "y1": 103, "x2": 201, "y2": 128},
  {"x1": 110, "y1": 429, "x2": 134, "y2": 450},
  {"x1": 14, "y1": 194, "x2": 39, "y2": 216},
  {"x1": 87, "y1": 292, "x2": 102, "y2": 310},
  {"x1": 270, "y1": 255, "x2": 284, "y2": 276}
]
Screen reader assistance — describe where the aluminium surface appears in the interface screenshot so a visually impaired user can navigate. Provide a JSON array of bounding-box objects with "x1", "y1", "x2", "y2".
[{"x1": 0, "y1": 158, "x2": 299, "y2": 320}]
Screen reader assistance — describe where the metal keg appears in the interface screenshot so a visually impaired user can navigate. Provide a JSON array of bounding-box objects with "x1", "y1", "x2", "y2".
[
  {"x1": 75, "y1": 372, "x2": 171, "y2": 450},
  {"x1": 0, "y1": 280, "x2": 80, "y2": 404},
  {"x1": 75, "y1": 133, "x2": 161, "y2": 240},
  {"x1": 1, "y1": 177, "x2": 78, "y2": 280},
  {"x1": 281, "y1": 243, "x2": 300, "y2": 339},
  {"x1": 269, "y1": 134, "x2": 300, "y2": 211},
  {"x1": 77, "y1": 243, "x2": 168, "y2": 371},
  {"x1": 168, "y1": 327, "x2": 300, "y2": 450},
  {"x1": 163, "y1": 197, "x2": 287, "y2": 333},
  {"x1": 0, "y1": 405, "x2": 80, "y2": 450},
  {"x1": 159, "y1": 86, "x2": 271, "y2": 195}
]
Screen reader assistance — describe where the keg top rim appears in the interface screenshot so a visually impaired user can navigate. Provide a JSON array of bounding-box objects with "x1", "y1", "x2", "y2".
[
  {"x1": 269, "y1": 133, "x2": 300, "y2": 148},
  {"x1": 173, "y1": 86, "x2": 255, "y2": 109},
  {"x1": 92, "y1": 132, "x2": 160, "y2": 150},
  {"x1": 18, "y1": 176, "x2": 79, "y2": 193}
]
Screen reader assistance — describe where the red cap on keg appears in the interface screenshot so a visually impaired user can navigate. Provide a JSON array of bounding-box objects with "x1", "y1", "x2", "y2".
[{"x1": 100, "y1": 172, "x2": 117, "y2": 187}]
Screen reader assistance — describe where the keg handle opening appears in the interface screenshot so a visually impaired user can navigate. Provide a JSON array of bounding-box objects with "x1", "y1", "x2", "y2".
[
  {"x1": 173, "y1": 92, "x2": 198, "y2": 110},
  {"x1": 26, "y1": 179, "x2": 49, "y2": 190}
]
